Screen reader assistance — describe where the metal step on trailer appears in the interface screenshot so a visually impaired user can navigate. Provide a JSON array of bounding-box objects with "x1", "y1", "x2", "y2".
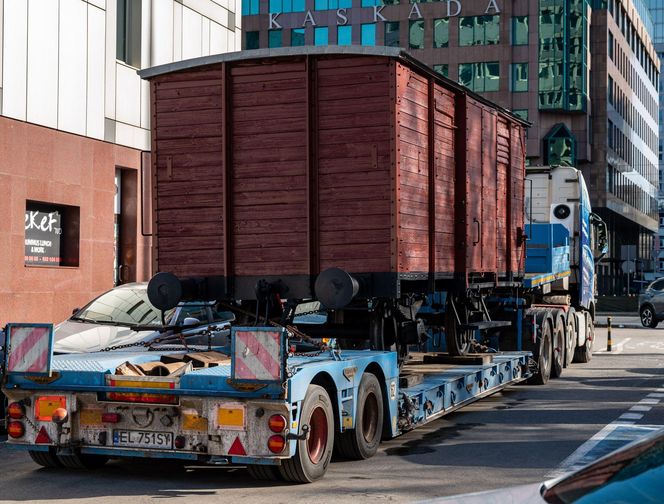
[
  {"x1": 396, "y1": 352, "x2": 531, "y2": 432},
  {"x1": 459, "y1": 320, "x2": 512, "y2": 331}
]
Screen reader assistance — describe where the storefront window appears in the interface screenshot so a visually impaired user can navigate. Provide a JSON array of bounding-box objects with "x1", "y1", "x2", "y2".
[{"x1": 25, "y1": 201, "x2": 80, "y2": 267}]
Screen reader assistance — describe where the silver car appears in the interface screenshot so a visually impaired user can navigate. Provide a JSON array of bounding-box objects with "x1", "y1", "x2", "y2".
[
  {"x1": 639, "y1": 278, "x2": 664, "y2": 328},
  {"x1": 54, "y1": 282, "x2": 233, "y2": 353}
]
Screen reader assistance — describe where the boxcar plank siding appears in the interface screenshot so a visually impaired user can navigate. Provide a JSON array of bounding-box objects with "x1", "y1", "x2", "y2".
[{"x1": 147, "y1": 53, "x2": 526, "y2": 298}]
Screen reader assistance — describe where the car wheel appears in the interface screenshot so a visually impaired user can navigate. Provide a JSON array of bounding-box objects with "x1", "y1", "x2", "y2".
[{"x1": 640, "y1": 305, "x2": 658, "y2": 328}]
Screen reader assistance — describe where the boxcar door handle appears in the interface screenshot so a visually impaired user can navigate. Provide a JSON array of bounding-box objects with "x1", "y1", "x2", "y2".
[{"x1": 473, "y1": 218, "x2": 480, "y2": 246}]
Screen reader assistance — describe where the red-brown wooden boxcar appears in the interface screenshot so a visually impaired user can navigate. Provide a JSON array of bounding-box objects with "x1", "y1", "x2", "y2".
[{"x1": 139, "y1": 47, "x2": 527, "y2": 303}]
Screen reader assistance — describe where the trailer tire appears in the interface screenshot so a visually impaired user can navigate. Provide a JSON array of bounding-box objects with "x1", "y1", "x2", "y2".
[
  {"x1": 573, "y1": 313, "x2": 594, "y2": 363},
  {"x1": 56, "y1": 452, "x2": 108, "y2": 469},
  {"x1": 564, "y1": 308, "x2": 577, "y2": 368},
  {"x1": 247, "y1": 464, "x2": 282, "y2": 481},
  {"x1": 280, "y1": 384, "x2": 334, "y2": 483},
  {"x1": 551, "y1": 312, "x2": 565, "y2": 378},
  {"x1": 529, "y1": 318, "x2": 552, "y2": 385},
  {"x1": 28, "y1": 448, "x2": 62, "y2": 468},
  {"x1": 335, "y1": 373, "x2": 383, "y2": 460}
]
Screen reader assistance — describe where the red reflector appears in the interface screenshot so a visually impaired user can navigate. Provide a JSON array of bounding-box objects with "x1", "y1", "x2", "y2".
[
  {"x1": 174, "y1": 436, "x2": 186, "y2": 449},
  {"x1": 101, "y1": 413, "x2": 121, "y2": 423},
  {"x1": 7, "y1": 421, "x2": 25, "y2": 439},
  {"x1": 267, "y1": 435, "x2": 286, "y2": 453},
  {"x1": 107, "y1": 392, "x2": 177, "y2": 405},
  {"x1": 35, "y1": 426, "x2": 51, "y2": 444},
  {"x1": 268, "y1": 414, "x2": 287, "y2": 433},
  {"x1": 7, "y1": 402, "x2": 25, "y2": 419},
  {"x1": 228, "y1": 436, "x2": 247, "y2": 456}
]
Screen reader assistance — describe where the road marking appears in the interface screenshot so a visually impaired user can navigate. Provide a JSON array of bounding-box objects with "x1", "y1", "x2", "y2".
[
  {"x1": 619, "y1": 413, "x2": 643, "y2": 420},
  {"x1": 647, "y1": 393, "x2": 664, "y2": 399},
  {"x1": 639, "y1": 398, "x2": 660, "y2": 405},
  {"x1": 546, "y1": 423, "x2": 661, "y2": 478},
  {"x1": 595, "y1": 337, "x2": 631, "y2": 354},
  {"x1": 630, "y1": 405, "x2": 653, "y2": 412}
]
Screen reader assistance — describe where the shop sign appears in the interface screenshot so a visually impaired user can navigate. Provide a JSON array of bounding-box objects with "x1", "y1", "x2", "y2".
[{"x1": 24, "y1": 207, "x2": 63, "y2": 266}]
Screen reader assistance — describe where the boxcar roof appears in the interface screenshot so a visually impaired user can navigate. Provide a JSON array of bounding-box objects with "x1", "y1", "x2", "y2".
[{"x1": 137, "y1": 46, "x2": 529, "y2": 127}]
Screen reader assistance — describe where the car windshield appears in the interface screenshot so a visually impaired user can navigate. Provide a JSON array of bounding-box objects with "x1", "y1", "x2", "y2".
[
  {"x1": 542, "y1": 431, "x2": 664, "y2": 503},
  {"x1": 73, "y1": 287, "x2": 175, "y2": 327}
]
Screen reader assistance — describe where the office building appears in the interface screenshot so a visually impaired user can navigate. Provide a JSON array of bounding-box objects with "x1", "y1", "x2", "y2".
[
  {"x1": 243, "y1": 0, "x2": 660, "y2": 294},
  {"x1": 0, "y1": 0, "x2": 241, "y2": 323}
]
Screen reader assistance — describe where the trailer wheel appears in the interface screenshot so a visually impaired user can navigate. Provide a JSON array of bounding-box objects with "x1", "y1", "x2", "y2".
[
  {"x1": 529, "y1": 318, "x2": 552, "y2": 385},
  {"x1": 28, "y1": 448, "x2": 62, "y2": 468},
  {"x1": 564, "y1": 308, "x2": 577, "y2": 368},
  {"x1": 573, "y1": 313, "x2": 594, "y2": 363},
  {"x1": 550, "y1": 312, "x2": 565, "y2": 379},
  {"x1": 247, "y1": 464, "x2": 282, "y2": 481},
  {"x1": 445, "y1": 298, "x2": 473, "y2": 356},
  {"x1": 280, "y1": 384, "x2": 334, "y2": 483},
  {"x1": 335, "y1": 373, "x2": 383, "y2": 460},
  {"x1": 56, "y1": 452, "x2": 108, "y2": 469}
]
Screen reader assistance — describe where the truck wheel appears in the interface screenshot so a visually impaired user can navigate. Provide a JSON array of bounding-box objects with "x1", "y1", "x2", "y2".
[
  {"x1": 335, "y1": 373, "x2": 383, "y2": 460},
  {"x1": 56, "y1": 452, "x2": 109, "y2": 469},
  {"x1": 529, "y1": 318, "x2": 552, "y2": 385},
  {"x1": 574, "y1": 313, "x2": 593, "y2": 363},
  {"x1": 551, "y1": 312, "x2": 565, "y2": 378},
  {"x1": 28, "y1": 448, "x2": 62, "y2": 468},
  {"x1": 564, "y1": 308, "x2": 577, "y2": 368},
  {"x1": 247, "y1": 464, "x2": 282, "y2": 481},
  {"x1": 280, "y1": 384, "x2": 334, "y2": 483}
]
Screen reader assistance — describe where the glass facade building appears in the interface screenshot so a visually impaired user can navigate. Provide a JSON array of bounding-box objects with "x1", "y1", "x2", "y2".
[{"x1": 242, "y1": 0, "x2": 660, "y2": 294}]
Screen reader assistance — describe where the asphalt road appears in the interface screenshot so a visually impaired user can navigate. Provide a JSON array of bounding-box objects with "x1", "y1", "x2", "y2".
[{"x1": 1, "y1": 320, "x2": 663, "y2": 503}]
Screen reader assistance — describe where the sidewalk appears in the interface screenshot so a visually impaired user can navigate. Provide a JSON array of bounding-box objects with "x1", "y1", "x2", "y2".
[{"x1": 595, "y1": 313, "x2": 642, "y2": 329}]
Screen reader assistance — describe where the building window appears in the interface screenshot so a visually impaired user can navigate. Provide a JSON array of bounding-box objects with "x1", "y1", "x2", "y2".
[
  {"x1": 608, "y1": 31, "x2": 614, "y2": 61},
  {"x1": 511, "y1": 16, "x2": 528, "y2": 45},
  {"x1": 433, "y1": 64, "x2": 448, "y2": 77},
  {"x1": 362, "y1": 0, "x2": 397, "y2": 5},
  {"x1": 385, "y1": 21, "x2": 400, "y2": 47},
  {"x1": 268, "y1": 30, "x2": 282, "y2": 48},
  {"x1": 458, "y1": 62, "x2": 500, "y2": 92},
  {"x1": 511, "y1": 63, "x2": 528, "y2": 92},
  {"x1": 271, "y1": 0, "x2": 306, "y2": 12},
  {"x1": 337, "y1": 25, "x2": 352, "y2": 46},
  {"x1": 544, "y1": 123, "x2": 576, "y2": 166},
  {"x1": 409, "y1": 20, "x2": 424, "y2": 49},
  {"x1": 25, "y1": 201, "x2": 80, "y2": 268},
  {"x1": 243, "y1": 0, "x2": 260, "y2": 15},
  {"x1": 314, "y1": 26, "x2": 329, "y2": 46},
  {"x1": 433, "y1": 18, "x2": 449, "y2": 48},
  {"x1": 246, "y1": 31, "x2": 260, "y2": 49},
  {"x1": 315, "y1": 0, "x2": 351, "y2": 9},
  {"x1": 116, "y1": 0, "x2": 142, "y2": 68},
  {"x1": 513, "y1": 109, "x2": 529, "y2": 137},
  {"x1": 361, "y1": 24, "x2": 376, "y2": 46},
  {"x1": 291, "y1": 28, "x2": 305, "y2": 46},
  {"x1": 459, "y1": 15, "x2": 499, "y2": 46}
]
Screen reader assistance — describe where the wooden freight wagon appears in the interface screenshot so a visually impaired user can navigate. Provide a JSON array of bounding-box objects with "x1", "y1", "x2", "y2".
[{"x1": 139, "y1": 47, "x2": 527, "y2": 334}]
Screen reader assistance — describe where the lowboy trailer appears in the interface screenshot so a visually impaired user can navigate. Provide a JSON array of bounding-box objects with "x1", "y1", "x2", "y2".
[{"x1": 2, "y1": 47, "x2": 605, "y2": 482}]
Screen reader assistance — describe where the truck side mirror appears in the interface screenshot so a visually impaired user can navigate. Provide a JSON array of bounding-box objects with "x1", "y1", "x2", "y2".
[{"x1": 590, "y1": 213, "x2": 608, "y2": 261}]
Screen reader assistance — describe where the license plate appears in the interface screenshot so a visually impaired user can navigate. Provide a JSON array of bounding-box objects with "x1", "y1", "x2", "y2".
[{"x1": 113, "y1": 430, "x2": 173, "y2": 449}]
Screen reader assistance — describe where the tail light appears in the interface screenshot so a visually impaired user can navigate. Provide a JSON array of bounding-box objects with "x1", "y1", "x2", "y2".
[
  {"x1": 174, "y1": 436, "x2": 186, "y2": 449},
  {"x1": 7, "y1": 421, "x2": 25, "y2": 438},
  {"x1": 35, "y1": 396, "x2": 67, "y2": 421},
  {"x1": 267, "y1": 435, "x2": 286, "y2": 453},
  {"x1": 101, "y1": 413, "x2": 121, "y2": 423},
  {"x1": 268, "y1": 414, "x2": 287, "y2": 433},
  {"x1": 107, "y1": 392, "x2": 177, "y2": 405},
  {"x1": 7, "y1": 402, "x2": 25, "y2": 419}
]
